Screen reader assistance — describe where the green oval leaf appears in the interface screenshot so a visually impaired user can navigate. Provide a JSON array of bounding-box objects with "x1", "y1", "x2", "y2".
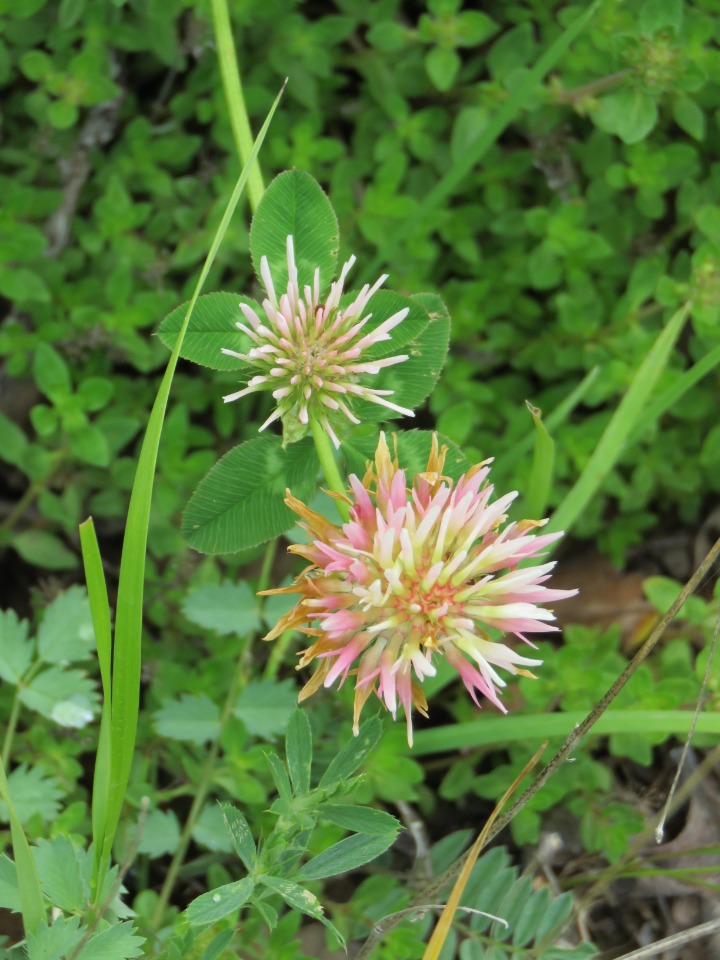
[
  {"x1": 186, "y1": 878, "x2": 254, "y2": 927},
  {"x1": 182, "y1": 436, "x2": 317, "y2": 554},
  {"x1": 299, "y1": 832, "x2": 395, "y2": 881},
  {"x1": 250, "y1": 171, "x2": 339, "y2": 299},
  {"x1": 156, "y1": 292, "x2": 258, "y2": 371}
]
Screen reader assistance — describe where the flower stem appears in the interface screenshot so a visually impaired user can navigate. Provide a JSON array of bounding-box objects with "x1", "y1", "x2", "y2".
[
  {"x1": 310, "y1": 418, "x2": 350, "y2": 521},
  {"x1": 210, "y1": 0, "x2": 265, "y2": 213}
]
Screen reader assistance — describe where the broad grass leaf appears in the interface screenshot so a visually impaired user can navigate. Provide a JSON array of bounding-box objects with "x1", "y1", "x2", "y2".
[
  {"x1": 156, "y1": 292, "x2": 258, "y2": 371},
  {"x1": 186, "y1": 878, "x2": 254, "y2": 926},
  {"x1": 250, "y1": 171, "x2": 339, "y2": 298},
  {"x1": 182, "y1": 436, "x2": 317, "y2": 554}
]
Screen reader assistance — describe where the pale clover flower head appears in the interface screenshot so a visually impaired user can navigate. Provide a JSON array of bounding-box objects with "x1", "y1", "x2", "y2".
[
  {"x1": 222, "y1": 236, "x2": 413, "y2": 447},
  {"x1": 264, "y1": 434, "x2": 578, "y2": 746}
]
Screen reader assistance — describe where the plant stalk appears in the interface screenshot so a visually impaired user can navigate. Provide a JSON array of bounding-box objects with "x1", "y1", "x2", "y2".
[
  {"x1": 310, "y1": 418, "x2": 350, "y2": 522},
  {"x1": 210, "y1": 0, "x2": 265, "y2": 213}
]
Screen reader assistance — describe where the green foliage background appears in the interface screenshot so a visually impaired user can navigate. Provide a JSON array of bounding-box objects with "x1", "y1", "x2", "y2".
[
  {"x1": 0, "y1": 0, "x2": 719, "y2": 955},
  {"x1": 1, "y1": 0, "x2": 718, "y2": 574}
]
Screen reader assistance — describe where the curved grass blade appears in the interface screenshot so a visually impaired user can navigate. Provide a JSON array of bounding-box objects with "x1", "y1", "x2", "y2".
[
  {"x1": 548, "y1": 302, "x2": 690, "y2": 538},
  {"x1": 0, "y1": 757, "x2": 44, "y2": 935},
  {"x1": 521, "y1": 401, "x2": 554, "y2": 519},
  {"x1": 78, "y1": 518, "x2": 113, "y2": 892},
  {"x1": 95, "y1": 82, "x2": 286, "y2": 891}
]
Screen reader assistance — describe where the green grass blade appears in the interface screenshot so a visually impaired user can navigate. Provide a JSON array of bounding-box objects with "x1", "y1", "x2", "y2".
[
  {"x1": 499, "y1": 366, "x2": 599, "y2": 475},
  {"x1": 522, "y1": 401, "x2": 554, "y2": 519},
  {"x1": 211, "y1": 0, "x2": 265, "y2": 211},
  {"x1": 548, "y1": 302, "x2": 690, "y2": 537},
  {"x1": 411, "y1": 709, "x2": 720, "y2": 755},
  {"x1": 629, "y1": 341, "x2": 720, "y2": 442},
  {"x1": 361, "y1": 1, "x2": 600, "y2": 279},
  {"x1": 0, "y1": 757, "x2": 44, "y2": 935},
  {"x1": 78, "y1": 518, "x2": 113, "y2": 889},
  {"x1": 98, "y1": 82, "x2": 285, "y2": 882}
]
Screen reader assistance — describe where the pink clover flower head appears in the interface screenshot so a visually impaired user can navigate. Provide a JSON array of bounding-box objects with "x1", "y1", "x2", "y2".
[
  {"x1": 222, "y1": 236, "x2": 413, "y2": 447},
  {"x1": 264, "y1": 433, "x2": 578, "y2": 746}
]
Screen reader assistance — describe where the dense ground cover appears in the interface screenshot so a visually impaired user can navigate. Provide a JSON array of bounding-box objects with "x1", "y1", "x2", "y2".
[{"x1": 0, "y1": 1, "x2": 719, "y2": 957}]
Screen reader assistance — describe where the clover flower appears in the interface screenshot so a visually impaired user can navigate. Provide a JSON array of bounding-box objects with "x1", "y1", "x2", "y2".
[
  {"x1": 264, "y1": 434, "x2": 577, "y2": 745},
  {"x1": 222, "y1": 236, "x2": 413, "y2": 446}
]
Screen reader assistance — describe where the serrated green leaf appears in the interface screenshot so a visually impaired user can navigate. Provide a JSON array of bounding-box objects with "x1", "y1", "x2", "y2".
[
  {"x1": 136, "y1": 809, "x2": 181, "y2": 858},
  {"x1": 299, "y1": 832, "x2": 395, "y2": 881},
  {"x1": 33, "y1": 836, "x2": 87, "y2": 913},
  {"x1": 234, "y1": 679, "x2": 296, "y2": 738},
  {"x1": 186, "y1": 878, "x2": 254, "y2": 926},
  {"x1": 285, "y1": 709, "x2": 312, "y2": 796},
  {"x1": 0, "y1": 856, "x2": 20, "y2": 912},
  {"x1": 156, "y1": 292, "x2": 258, "y2": 371},
  {"x1": 250, "y1": 171, "x2": 339, "y2": 299},
  {"x1": 37, "y1": 586, "x2": 94, "y2": 664},
  {"x1": 182, "y1": 582, "x2": 260, "y2": 636},
  {"x1": 259, "y1": 875, "x2": 345, "y2": 947},
  {"x1": 75, "y1": 920, "x2": 145, "y2": 960},
  {"x1": 26, "y1": 916, "x2": 83, "y2": 960},
  {"x1": 19, "y1": 666, "x2": 98, "y2": 728},
  {"x1": 153, "y1": 694, "x2": 221, "y2": 744},
  {"x1": 0, "y1": 609, "x2": 33, "y2": 684},
  {"x1": 319, "y1": 803, "x2": 400, "y2": 837},
  {"x1": 182, "y1": 435, "x2": 317, "y2": 554},
  {"x1": 319, "y1": 718, "x2": 382, "y2": 787},
  {"x1": 12, "y1": 531, "x2": 77, "y2": 570},
  {"x1": 0, "y1": 766, "x2": 63, "y2": 825},
  {"x1": 221, "y1": 803, "x2": 256, "y2": 871}
]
